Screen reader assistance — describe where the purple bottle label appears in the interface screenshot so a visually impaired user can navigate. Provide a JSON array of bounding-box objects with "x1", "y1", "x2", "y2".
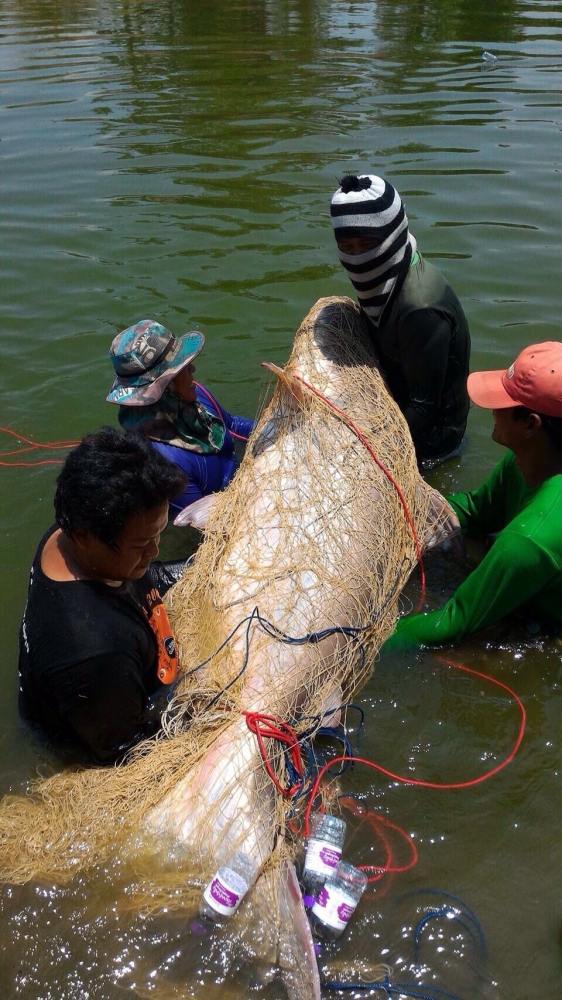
[
  {"x1": 319, "y1": 846, "x2": 340, "y2": 868},
  {"x1": 312, "y1": 885, "x2": 357, "y2": 931},
  {"x1": 337, "y1": 901, "x2": 354, "y2": 922},
  {"x1": 203, "y1": 874, "x2": 243, "y2": 916},
  {"x1": 316, "y1": 887, "x2": 329, "y2": 908},
  {"x1": 210, "y1": 879, "x2": 239, "y2": 908},
  {"x1": 304, "y1": 839, "x2": 342, "y2": 877}
]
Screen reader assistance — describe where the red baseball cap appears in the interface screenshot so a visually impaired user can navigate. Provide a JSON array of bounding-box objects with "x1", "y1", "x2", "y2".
[{"x1": 467, "y1": 342, "x2": 562, "y2": 418}]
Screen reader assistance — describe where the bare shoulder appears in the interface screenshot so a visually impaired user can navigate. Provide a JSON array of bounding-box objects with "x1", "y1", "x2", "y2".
[{"x1": 41, "y1": 530, "x2": 76, "y2": 582}]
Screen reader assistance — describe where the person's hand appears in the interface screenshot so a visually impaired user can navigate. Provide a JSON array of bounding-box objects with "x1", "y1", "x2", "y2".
[{"x1": 423, "y1": 487, "x2": 464, "y2": 559}]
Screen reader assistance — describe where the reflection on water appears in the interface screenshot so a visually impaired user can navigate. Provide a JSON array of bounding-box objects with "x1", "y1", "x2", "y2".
[{"x1": 1, "y1": 1, "x2": 561, "y2": 997}]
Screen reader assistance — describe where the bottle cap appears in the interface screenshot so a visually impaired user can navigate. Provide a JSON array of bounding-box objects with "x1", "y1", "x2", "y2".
[
  {"x1": 333, "y1": 860, "x2": 368, "y2": 890},
  {"x1": 310, "y1": 812, "x2": 346, "y2": 837}
]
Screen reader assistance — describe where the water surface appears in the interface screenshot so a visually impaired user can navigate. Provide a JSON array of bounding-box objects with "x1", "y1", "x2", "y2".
[{"x1": 1, "y1": 1, "x2": 561, "y2": 997}]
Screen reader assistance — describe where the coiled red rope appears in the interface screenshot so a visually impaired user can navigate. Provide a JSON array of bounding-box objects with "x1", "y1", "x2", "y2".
[
  {"x1": 245, "y1": 655, "x2": 525, "y2": 883},
  {"x1": 244, "y1": 710, "x2": 305, "y2": 798}
]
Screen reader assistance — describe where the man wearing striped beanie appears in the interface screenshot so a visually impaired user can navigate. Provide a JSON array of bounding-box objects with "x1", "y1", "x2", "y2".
[{"x1": 330, "y1": 174, "x2": 471, "y2": 467}]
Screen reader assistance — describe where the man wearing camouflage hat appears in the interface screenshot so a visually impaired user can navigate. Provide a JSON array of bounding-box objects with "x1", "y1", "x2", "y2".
[{"x1": 107, "y1": 319, "x2": 254, "y2": 516}]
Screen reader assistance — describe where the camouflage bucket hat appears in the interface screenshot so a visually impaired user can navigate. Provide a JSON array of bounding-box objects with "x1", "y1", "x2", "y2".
[{"x1": 106, "y1": 320, "x2": 205, "y2": 406}]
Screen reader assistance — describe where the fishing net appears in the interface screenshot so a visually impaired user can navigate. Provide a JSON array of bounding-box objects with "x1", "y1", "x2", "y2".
[{"x1": 0, "y1": 296, "x2": 441, "y2": 906}]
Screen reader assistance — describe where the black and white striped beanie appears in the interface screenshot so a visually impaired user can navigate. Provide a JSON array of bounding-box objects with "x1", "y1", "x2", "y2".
[{"x1": 330, "y1": 174, "x2": 417, "y2": 327}]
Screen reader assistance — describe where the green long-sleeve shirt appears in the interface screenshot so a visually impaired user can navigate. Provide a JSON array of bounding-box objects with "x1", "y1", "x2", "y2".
[{"x1": 392, "y1": 451, "x2": 562, "y2": 645}]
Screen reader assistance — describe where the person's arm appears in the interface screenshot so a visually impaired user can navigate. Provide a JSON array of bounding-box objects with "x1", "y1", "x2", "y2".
[
  {"x1": 55, "y1": 653, "x2": 159, "y2": 763},
  {"x1": 387, "y1": 530, "x2": 558, "y2": 647},
  {"x1": 446, "y1": 451, "x2": 514, "y2": 537},
  {"x1": 224, "y1": 412, "x2": 254, "y2": 440},
  {"x1": 148, "y1": 557, "x2": 193, "y2": 593},
  {"x1": 168, "y1": 476, "x2": 203, "y2": 516},
  {"x1": 398, "y1": 309, "x2": 452, "y2": 447}
]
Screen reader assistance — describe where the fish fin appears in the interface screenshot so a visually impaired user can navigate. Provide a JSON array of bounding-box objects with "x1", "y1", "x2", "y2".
[
  {"x1": 173, "y1": 493, "x2": 218, "y2": 529},
  {"x1": 261, "y1": 362, "x2": 307, "y2": 406},
  {"x1": 277, "y1": 860, "x2": 321, "y2": 1000},
  {"x1": 417, "y1": 483, "x2": 464, "y2": 556},
  {"x1": 238, "y1": 859, "x2": 320, "y2": 1000}
]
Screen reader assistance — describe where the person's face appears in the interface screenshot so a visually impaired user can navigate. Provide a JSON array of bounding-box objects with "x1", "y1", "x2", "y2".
[
  {"x1": 336, "y1": 234, "x2": 381, "y2": 256},
  {"x1": 491, "y1": 407, "x2": 534, "y2": 450},
  {"x1": 171, "y1": 362, "x2": 196, "y2": 403},
  {"x1": 74, "y1": 502, "x2": 169, "y2": 582}
]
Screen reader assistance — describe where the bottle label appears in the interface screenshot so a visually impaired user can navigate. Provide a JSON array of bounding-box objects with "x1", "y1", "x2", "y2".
[
  {"x1": 304, "y1": 839, "x2": 342, "y2": 877},
  {"x1": 312, "y1": 885, "x2": 357, "y2": 931},
  {"x1": 203, "y1": 872, "x2": 243, "y2": 916}
]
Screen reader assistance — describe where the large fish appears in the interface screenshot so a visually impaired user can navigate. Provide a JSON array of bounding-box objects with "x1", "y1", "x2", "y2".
[
  {"x1": 0, "y1": 296, "x2": 446, "y2": 999},
  {"x1": 142, "y1": 295, "x2": 443, "y2": 996}
]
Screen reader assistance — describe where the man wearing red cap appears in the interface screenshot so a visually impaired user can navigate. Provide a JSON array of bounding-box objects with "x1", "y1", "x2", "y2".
[{"x1": 386, "y1": 342, "x2": 562, "y2": 647}]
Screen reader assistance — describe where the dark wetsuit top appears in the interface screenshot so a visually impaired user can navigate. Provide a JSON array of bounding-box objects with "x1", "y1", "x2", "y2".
[
  {"x1": 18, "y1": 528, "x2": 186, "y2": 764},
  {"x1": 366, "y1": 255, "x2": 471, "y2": 465}
]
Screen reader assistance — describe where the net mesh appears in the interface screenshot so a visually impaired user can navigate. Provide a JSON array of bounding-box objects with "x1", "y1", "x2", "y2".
[{"x1": 0, "y1": 297, "x2": 442, "y2": 907}]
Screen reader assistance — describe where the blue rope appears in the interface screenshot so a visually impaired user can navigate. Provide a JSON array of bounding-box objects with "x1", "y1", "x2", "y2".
[
  {"x1": 323, "y1": 890, "x2": 487, "y2": 999},
  {"x1": 400, "y1": 889, "x2": 487, "y2": 959},
  {"x1": 413, "y1": 906, "x2": 485, "y2": 963},
  {"x1": 322, "y1": 975, "x2": 464, "y2": 999},
  {"x1": 284, "y1": 718, "x2": 359, "y2": 816}
]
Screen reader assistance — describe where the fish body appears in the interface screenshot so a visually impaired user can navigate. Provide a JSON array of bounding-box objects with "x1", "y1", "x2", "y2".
[{"x1": 144, "y1": 296, "x2": 438, "y2": 995}]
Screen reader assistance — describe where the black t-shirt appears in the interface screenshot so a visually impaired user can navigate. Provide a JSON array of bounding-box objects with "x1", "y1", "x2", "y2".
[{"x1": 18, "y1": 528, "x2": 185, "y2": 764}]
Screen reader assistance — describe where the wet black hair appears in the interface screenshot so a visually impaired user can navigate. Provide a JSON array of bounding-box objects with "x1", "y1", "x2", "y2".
[
  {"x1": 339, "y1": 175, "x2": 372, "y2": 194},
  {"x1": 54, "y1": 426, "x2": 187, "y2": 547},
  {"x1": 512, "y1": 406, "x2": 562, "y2": 453}
]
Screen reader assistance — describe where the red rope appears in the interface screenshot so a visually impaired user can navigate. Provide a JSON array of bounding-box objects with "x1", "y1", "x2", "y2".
[
  {"x1": 243, "y1": 711, "x2": 305, "y2": 798},
  {"x1": 0, "y1": 458, "x2": 64, "y2": 467},
  {"x1": 339, "y1": 796, "x2": 418, "y2": 886},
  {"x1": 0, "y1": 426, "x2": 78, "y2": 450},
  {"x1": 298, "y1": 656, "x2": 525, "y2": 882},
  {"x1": 0, "y1": 426, "x2": 78, "y2": 467},
  {"x1": 244, "y1": 658, "x2": 525, "y2": 883}
]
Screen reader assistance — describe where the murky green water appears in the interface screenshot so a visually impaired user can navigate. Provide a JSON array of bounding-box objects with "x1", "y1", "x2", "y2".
[{"x1": 1, "y1": 1, "x2": 561, "y2": 997}]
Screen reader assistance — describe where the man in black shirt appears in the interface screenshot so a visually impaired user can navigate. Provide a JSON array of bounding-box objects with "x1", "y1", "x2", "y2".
[
  {"x1": 19, "y1": 427, "x2": 187, "y2": 764},
  {"x1": 330, "y1": 174, "x2": 471, "y2": 468}
]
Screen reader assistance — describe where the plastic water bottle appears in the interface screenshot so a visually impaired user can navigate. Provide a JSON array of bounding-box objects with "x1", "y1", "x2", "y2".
[
  {"x1": 301, "y1": 813, "x2": 346, "y2": 905},
  {"x1": 199, "y1": 850, "x2": 258, "y2": 922},
  {"x1": 481, "y1": 50, "x2": 498, "y2": 63},
  {"x1": 310, "y1": 860, "x2": 368, "y2": 939}
]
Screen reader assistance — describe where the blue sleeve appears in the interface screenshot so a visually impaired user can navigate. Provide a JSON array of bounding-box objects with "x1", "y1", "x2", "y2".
[
  {"x1": 168, "y1": 476, "x2": 204, "y2": 512},
  {"x1": 150, "y1": 441, "x2": 204, "y2": 509},
  {"x1": 223, "y1": 412, "x2": 254, "y2": 439}
]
